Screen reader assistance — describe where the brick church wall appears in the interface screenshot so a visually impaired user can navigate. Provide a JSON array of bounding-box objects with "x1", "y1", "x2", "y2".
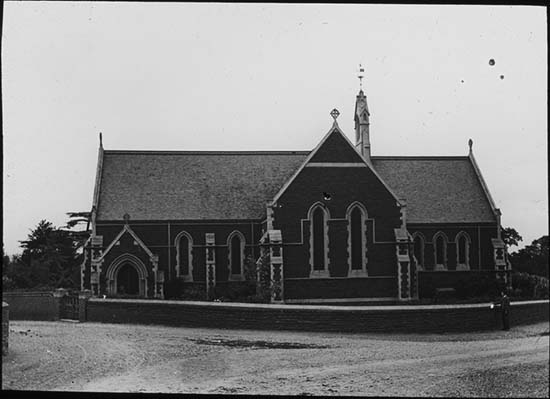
[
  {"x1": 274, "y1": 167, "x2": 402, "y2": 278},
  {"x1": 94, "y1": 220, "x2": 263, "y2": 295},
  {"x1": 285, "y1": 277, "x2": 397, "y2": 299},
  {"x1": 409, "y1": 224, "x2": 498, "y2": 271}
]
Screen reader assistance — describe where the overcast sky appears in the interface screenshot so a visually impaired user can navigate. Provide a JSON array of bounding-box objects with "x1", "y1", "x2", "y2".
[{"x1": 2, "y1": 3, "x2": 547, "y2": 256}]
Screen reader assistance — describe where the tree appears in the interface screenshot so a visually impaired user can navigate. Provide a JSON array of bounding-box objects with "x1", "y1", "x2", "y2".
[
  {"x1": 16, "y1": 220, "x2": 80, "y2": 289},
  {"x1": 510, "y1": 235, "x2": 549, "y2": 278},
  {"x1": 4, "y1": 213, "x2": 93, "y2": 291},
  {"x1": 502, "y1": 227, "x2": 523, "y2": 248}
]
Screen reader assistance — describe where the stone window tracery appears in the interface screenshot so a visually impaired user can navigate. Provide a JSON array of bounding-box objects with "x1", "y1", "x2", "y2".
[
  {"x1": 412, "y1": 232, "x2": 425, "y2": 270},
  {"x1": 456, "y1": 231, "x2": 471, "y2": 270},
  {"x1": 433, "y1": 232, "x2": 448, "y2": 270},
  {"x1": 308, "y1": 202, "x2": 330, "y2": 278},
  {"x1": 346, "y1": 202, "x2": 368, "y2": 277},
  {"x1": 228, "y1": 231, "x2": 245, "y2": 280},
  {"x1": 175, "y1": 231, "x2": 193, "y2": 281}
]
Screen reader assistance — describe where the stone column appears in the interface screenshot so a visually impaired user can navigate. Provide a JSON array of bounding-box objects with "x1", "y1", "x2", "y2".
[
  {"x1": 268, "y1": 230, "x2": 284, "y2": 303},
  {"x1": 90, "y1": 235, "x2": 104, "y2": 296},
  {"x1": 157, "y1": 270, "x2": 165, "y2": 299},
  {"x1": 205, "y1": 233, "x2": 216, "y2": 300},
  {"x1": 394, "y1": 228, "x2": 411, "y2": 301},
  {"x1": 491, "y1": 238, "x2": 508, "y2": 290}
]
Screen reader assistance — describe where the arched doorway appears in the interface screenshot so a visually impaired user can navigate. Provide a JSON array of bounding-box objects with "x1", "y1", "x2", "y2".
[
  {"x1": 116, "y1": 263, "x2": 139, "y2": 295},
  {"x1": 106, "y1": 253, "x2": 149, "y2": 297}
]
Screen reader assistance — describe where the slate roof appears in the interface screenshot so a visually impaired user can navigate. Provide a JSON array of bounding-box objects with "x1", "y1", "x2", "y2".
[
  {"x1": 372, "y1": 157, "x2": 496, "y2": 223},
  {"x1": 96, "y1": 151, "x2": 497, "y2": 224},
  {"x1": 96, "y1": 151, "x2": 308, "y2": 221}
]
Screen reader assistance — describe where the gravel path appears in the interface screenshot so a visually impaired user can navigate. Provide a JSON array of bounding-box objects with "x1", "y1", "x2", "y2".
[{"x1": 2, "y1": 320, "x2": 549, "y2": 396}]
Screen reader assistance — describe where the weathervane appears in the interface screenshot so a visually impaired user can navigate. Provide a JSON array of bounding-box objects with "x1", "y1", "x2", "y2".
[{"x1": 357, "y1": 64, "x2": 365, "y2": 90}]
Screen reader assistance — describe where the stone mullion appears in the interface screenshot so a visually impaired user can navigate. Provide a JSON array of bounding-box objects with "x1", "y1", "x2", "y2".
[{"x1": 205, "y1": 233, "x2": 216, "y2": 300}]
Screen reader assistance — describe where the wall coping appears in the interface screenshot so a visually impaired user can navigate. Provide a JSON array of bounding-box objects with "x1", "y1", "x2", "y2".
[
  {"x1": 2, "y1": 291, "x2": 54, "y2": 297},
  {"x1": 88, "y1": 298, "x2": 549, "y2": 312}
]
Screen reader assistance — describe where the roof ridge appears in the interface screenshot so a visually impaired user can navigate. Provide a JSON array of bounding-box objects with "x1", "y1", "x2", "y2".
[
  {"x1": 103, "y1": 150, "x2": 311, "y2": 155},
  {"x1": 372, "y1": 156, "x2": 469, "y2": 160}
]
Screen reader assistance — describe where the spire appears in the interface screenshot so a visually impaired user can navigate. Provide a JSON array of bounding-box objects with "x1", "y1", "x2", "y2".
[
  {"x1": 99, "y1": 132, "x2": 103, "y2": 149},
  {"x1": 354, "y1": 64, "x2": 371, "y2": 163}
]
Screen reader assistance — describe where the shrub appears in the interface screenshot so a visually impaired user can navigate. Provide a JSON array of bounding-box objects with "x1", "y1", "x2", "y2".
[
  {"x1": 164, "y1": 278, "x2": 184, "y2": 299},
  {"x1": 213, "y1": 282, "x2": 256, "y2": 302},
  {"x1": 511, "y1": 272, "x2": 549, "y2": 299}
]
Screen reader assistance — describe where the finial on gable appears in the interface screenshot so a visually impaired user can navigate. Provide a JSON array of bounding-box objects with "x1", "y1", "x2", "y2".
[
  {"x1": 357, "y1": 63, "x2": 365, "y2": 91},
  {"x1": 330, "y1": 108, "x2": 340, "y2": 126},
  {"x1": 468, "y1": 138, "x2": 473, "y2": 153},
  {"x1": 99, "y1": 132, "x2": 103, "y2": 149}
]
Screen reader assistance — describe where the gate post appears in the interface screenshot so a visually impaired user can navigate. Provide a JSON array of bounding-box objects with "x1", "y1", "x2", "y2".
[
  {"x1": 78, "y1": 290, "x2": 93, "y2": 322},
  {"x1": 53, "y1": 288, "x2": 69, "y2": 321},
  {"x1": 2, "y1": 302, "x2": 8, "y2": 356}
]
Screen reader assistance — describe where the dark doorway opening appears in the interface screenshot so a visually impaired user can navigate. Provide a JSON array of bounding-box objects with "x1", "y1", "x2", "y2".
[{"x1": 117, "y1": 263, "x2": 139, "y2": 295}]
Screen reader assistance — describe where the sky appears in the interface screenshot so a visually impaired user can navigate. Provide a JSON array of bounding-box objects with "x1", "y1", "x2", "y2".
[{"x1": 2, "y1": 3, "x2": 547, "y2": 256}]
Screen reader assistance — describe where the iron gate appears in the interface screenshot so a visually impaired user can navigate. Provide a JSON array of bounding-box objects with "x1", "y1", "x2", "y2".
[{"x1": 60, "y1": 293, "x2": 79, "y2": 320}]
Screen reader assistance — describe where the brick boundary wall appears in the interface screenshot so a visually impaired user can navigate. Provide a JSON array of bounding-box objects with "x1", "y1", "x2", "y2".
[
  {"x1": 2, "y1": 302, "x2": 8, "y2": 356},
  {"x1": 86, "y1": 299, "x2": 549, "y2": 333},
  {"x1": 1, "y1": 292, "x2": 58, "y2": 321}
]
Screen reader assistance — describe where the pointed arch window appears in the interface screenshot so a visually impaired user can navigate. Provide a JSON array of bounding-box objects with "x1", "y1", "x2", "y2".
[
  {"x1": 433, "y1": 232, "x2": 448, "y2": 270},
  {"x1": 456, "y1": 232, "x2": 471, "y2": 270},
  {"x1": 346, "y1": 202, "x2": 368, "y2": 277},
  {"x1": 309, "y1": 203, "x2": 330, "y2": 278},
  {"x1": 412, "y1": 232, "x2": 425, "y2": 270},
  {"x1": 175, "y1": 231, "x2": 193, "y2": 281},
  {"x1": 228, "y1": 231, "x2": 245, "y2": 280}
]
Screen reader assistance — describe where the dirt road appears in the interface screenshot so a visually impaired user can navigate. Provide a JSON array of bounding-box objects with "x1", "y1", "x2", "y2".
[{"x1": 2, "y1": 320, "x2": 548, "y2": 396}]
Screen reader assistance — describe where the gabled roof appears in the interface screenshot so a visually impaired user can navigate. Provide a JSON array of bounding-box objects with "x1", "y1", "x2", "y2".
[
  {"x1": 95, "y1": 148, "x2": 497, "y2": 224},
  {"x1": 96, "y1": 150, "x2": 308, "y2": 221},
  {"x1": 371, "y1": 156, "x2": 496, "y2": 223},
  {"x1": 97, "y1": 223, "x2": 156, "y2": 263},
  {"x1": 271, "y1": 122, "x2": 402, "y2": 205}
]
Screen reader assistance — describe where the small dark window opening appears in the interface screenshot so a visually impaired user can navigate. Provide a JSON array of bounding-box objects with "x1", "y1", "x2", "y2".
[
  {"x1": 458, "y1": 236, "x2": 467, "y2": 264},
  {"x1": 312, "y1": 207, "x2": 325, "y2": 270},
  {"x1": 350, "y1": 207, "x2": 363, "y2": 270},
  {"x1": 435, "y1": 236, "x2": 446, "y2": 266},
  {"x1": 179, "y1": 236, "x2": 189, "y2": 275},
  {"x1": 414, "y1": 236, "x2": 424, "y2": 267},
  {"x1": 230, "y1": 235, "x2": 242, "y2": 275}
]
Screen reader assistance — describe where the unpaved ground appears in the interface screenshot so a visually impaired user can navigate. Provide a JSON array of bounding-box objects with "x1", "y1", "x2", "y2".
[{"x1": 2, "y1": 320, "x2": 549, "y2": 396}]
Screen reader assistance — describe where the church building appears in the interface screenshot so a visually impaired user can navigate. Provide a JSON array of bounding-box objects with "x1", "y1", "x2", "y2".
[{"x1": 82, "y1": 82, "x2": 511, "y2": 303}]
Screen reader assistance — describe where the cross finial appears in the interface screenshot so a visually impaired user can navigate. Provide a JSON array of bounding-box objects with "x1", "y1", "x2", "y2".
[
  {"x1": 123, "y1": 213, "x2": 130, "y2": 224},
  {"x1": 330, "y1": 108, "x2": 340, "y2": 122},
  {"x1": 357, "y1": 64, "x2": 365, "y2": 90}
]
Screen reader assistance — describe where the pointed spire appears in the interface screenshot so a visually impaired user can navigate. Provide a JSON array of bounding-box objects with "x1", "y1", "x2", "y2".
[
  {"x1": 354, "y1": 65, "x2": 371, "y2": 164},
  {"x1": 357, "y1": 63, "x2": 365, "y2": 91}
]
